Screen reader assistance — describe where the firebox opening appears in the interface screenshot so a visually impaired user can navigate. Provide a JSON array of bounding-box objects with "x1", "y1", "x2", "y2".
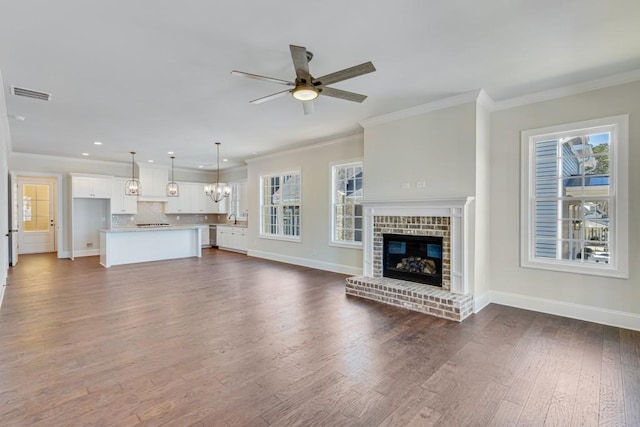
[{"x1": 382, "y1": 233, "x2": 443, "y2": 286}]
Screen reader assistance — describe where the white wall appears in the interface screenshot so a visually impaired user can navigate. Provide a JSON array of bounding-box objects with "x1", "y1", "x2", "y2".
[
  {"x1": 0, "y1": 69, "x2": 10, "y2": 303},
  {"x1": 361, "y1": 97, "x2": 490, "y2": 298},
  {"x1": 221, "y1": 165, "x2": 248, "y2": 183},
  {"x1": 246, "y1": 135, "x2": 364, "y2": 275},
  {"x1": 489, "y1": 80, "x2": 640, "y2": 324},
  {"x1": 474, "y1": 97, "x2": 492, "y2": 300},
  {"x1": 363, "y1": 101, "x2": 477, "y2": 200},
  {"x1": 72, "y1": 198, "x2": 109, "y2": 256}
]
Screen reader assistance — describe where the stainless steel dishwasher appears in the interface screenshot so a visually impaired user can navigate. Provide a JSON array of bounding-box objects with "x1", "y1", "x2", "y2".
[{"x1": 209, "y1": 225, "x2": 217, "y2": 248}]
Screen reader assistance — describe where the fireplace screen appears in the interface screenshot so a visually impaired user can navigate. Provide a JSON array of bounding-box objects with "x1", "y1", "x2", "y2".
[{"x1": 383, "y1": 234, "x2": 443, "y2": 286}]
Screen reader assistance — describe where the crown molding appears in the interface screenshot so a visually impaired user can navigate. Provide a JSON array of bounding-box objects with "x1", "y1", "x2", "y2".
[
  {"x1": 246, "y1": 133, "x2": 363, "y2": 163},
  {"x1": 222, "y1": 165, "x2": 248, "y2": 174},
  {"x1": 357, "y1": 67, "x2": 640, "y2": 129},
  {"x1": 10, "y1": 151, "x2": 131, "y2": 167},
  {"x1": 359, "y1": 90, "x2": 483, "y2": 128},
  {"x1": 492, "y1": 68, "x2": 640, "y2": 111},
  {"x1": 9, "y1": 151, "x2": 214, "y2": 176},
  {"x1": 476, "y1": 89, "x2": 495, "y2": 110}
]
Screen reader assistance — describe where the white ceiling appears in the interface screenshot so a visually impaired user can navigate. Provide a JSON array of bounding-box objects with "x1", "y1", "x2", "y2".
[{"x1": 1, "y1": 0, "x2": 640, "y2": 170}]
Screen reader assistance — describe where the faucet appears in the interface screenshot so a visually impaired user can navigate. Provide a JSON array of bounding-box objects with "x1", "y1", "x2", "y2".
[{"x1": 228, "y1": 213, "x2": 237, "y2": 225}]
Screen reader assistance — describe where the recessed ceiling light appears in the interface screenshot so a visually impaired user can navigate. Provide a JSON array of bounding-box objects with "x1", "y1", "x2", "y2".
[
  {"x1": 147, "y1": 160, "x2": 154, "y2": 163},
  {"x1": 223, "y1": 158, "x2": 228, "y2": 162},
  {"x1": 93, "y1": 141, "x2": 102, "y2": 145},
  {"x1": 198, "y1": 165, "x2": 204, "y2": 168},
  {"x1": 167, "y1": 151, "x2": 174, "y2": 155},
  {"x1": 81, "y1": 152, "x2": 90, "y2": 156},
  {"x1": 251, "y1": 151, "x2": 258, "y2": 155},
  {"x1": 9, "y1": 114, "x2": 26, "y2": 121}
]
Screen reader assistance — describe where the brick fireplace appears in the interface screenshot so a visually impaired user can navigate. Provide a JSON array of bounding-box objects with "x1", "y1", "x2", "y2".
[{"x1": 346, "y1": 197, "x2": 475, "y2": 321}]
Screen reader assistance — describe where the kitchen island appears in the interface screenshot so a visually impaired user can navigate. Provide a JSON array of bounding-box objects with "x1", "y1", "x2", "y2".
[{"x1": 99, "y1": 226, "x2": 202, "y2": 268}]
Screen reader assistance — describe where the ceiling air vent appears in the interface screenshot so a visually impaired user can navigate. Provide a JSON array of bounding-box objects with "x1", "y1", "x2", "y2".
[{"x1": 11, "y1": 86, "x2": 52, "y2": 101}]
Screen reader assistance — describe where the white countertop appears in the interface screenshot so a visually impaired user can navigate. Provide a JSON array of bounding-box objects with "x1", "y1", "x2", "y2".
[{"x1": 102, "y1": 225, "x2": 201, "y2": 233}]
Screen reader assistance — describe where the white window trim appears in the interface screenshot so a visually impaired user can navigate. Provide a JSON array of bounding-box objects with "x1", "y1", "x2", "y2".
[
  {"x1": 330, "y1": 160, "x2": 363, "y2": 249},
  {"x1": 259, "y1": 170, "x2": 302, "y2": 242},
  {"x1": 229, "y1": 181, "x2": 248, "y2": 221},
  {"x1": 520, "y1": 114, "x2": 628, "y2": 278}
]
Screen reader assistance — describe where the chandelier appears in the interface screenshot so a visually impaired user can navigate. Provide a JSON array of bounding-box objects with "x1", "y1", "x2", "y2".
[
  {"x1": 166, "y1": 156, "x2": 179, "y2": 197},
  {"x1": 125, "y1": 151, "x2": 140, "y2": 195},
  {"x1": 204, "y1": 142, "x2": 230, "y2": 202}
]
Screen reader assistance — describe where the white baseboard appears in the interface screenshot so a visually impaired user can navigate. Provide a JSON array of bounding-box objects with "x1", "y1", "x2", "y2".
[
  {"x1": 489, "y1": 290, "x2": 640, "y2": 332},
  {"x1": 58, "y1": 251, "x2": 71, "y2": 259},
  {"x1": 73, "y1": 249, "x2": 100, "y2": 257},
  {"x1": 474, "y1": 291, "x2": 492, "y2": 314},
  {"x1": 0, "y1": 276, "x2": 6, "y2": 311},
  {"x1": 247, "y1": 250, "x2": 362, "y2": 276}
]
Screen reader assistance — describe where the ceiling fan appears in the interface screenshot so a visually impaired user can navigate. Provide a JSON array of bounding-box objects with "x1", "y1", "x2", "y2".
[{"x1": 231, "y1": 45, "x2": 376, "y2": 115}]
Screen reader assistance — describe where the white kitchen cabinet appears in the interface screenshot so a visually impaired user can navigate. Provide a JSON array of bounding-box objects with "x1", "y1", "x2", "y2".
[
  {"x1": 192, "y1": 183, "x2": 209, "y2": 214},
  {"x1": 71, "y1": 174, "x2": 112, "y2": 198},
  {"x1": 166, "y1": 182, "x2": 226, "y2": 214},
  {"x1": 216, "y1": 225, "x2": 247, "y2": 253},
  {"x1": 137, "y1": 163, "x2": 169, "y2": 201},
  {"x1": 110, "y1": 178, "x2": 137, "y2": 214},
  {"x1": 166, "y1": 182, "x2": 196, "y2": 214},
  {"x1": 235, "y1": 228, "x2": 247, "y2": 251}
]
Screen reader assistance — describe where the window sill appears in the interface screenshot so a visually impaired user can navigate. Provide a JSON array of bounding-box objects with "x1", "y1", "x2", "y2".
[
  {"x1": 521, "y1": 258, "x2": 628, "y2": 279},
  {"x1": 329, "y1": 241, "x2": 363, "y2": 250},
  {"x1": 259, "y1": 234, "x2": 301, "y2": 243}
]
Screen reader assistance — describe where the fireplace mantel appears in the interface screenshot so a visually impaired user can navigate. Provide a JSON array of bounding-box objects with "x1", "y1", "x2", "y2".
[{"x1": 361, "y1": 197, "x2": 474, "y2": 295}]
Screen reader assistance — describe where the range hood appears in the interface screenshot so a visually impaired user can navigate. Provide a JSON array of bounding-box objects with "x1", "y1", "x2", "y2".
[{"x1": 136, "y1": 163, "x2": 169, "y2": 202}]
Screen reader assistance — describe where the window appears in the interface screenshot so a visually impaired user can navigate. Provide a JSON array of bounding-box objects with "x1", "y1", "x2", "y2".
[
  {"x1": 521, "y1": 115, "x2": 628, "y2": 278},
  {"x1": 331, "y1": 162, "x2": 363, "y2": 247},
  {"x1": 228, "y1": 182, "x2": 246, "y2": 219},
  {"x1": 260, "y1": 171, "x2": 301, "y2": 240},
  {"x1": 22, "y1": 184, "x2": 50, "y2": 231},
  {"x1": 229, "y1": 183, "x2": 241, "y2": 218}
]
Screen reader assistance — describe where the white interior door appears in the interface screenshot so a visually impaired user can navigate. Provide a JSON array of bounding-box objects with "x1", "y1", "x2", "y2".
[{"x1": 18, "y1": 177, "x2": 56, "y2": 254}]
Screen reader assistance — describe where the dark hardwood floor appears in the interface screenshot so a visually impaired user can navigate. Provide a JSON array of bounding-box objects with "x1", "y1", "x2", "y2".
[{"x1": 0, "y1": 250, "x2": 638, "y2": 426}]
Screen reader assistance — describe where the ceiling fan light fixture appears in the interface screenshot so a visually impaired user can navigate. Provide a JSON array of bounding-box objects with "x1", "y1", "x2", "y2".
[{"x1": 292, "y1": 85, "x2": 319, "y2": 101}]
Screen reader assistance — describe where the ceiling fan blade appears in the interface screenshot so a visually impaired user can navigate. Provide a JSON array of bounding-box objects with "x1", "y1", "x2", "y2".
[
  {"x1": 320, "y1": 87, "x2": 367, "y2": 103},
  {"x1": 315, "y1": 61, "x2": 376, "y2": 87},
  {"x1": 290, "y1": 45, "x2": 310, "y2": 81},
  {"x1": 249, "y1": 89, "x2": 291, "y2": 104},
  {"x1": 302, "y1": 100, "x2": 314, "y2": 115},
  {"x1": 231, "y1": 70, "x2": 294, "y2": 86}
]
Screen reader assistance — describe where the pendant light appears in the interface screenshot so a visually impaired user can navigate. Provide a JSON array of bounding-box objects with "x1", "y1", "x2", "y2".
[
  {"x1": 125, "y1": 151, "x2": 140, "y2": 196},
  {"x1": 204, "y1": 142, "x2": 230, "y2": 203},
  {"x1": 166, "y1": 156, "x2": 179, "y2": 197}
]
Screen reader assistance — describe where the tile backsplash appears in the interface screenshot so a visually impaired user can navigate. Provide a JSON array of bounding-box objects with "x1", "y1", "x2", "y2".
[{"x1": 111, "y1": 202, "x2": 227, "y2": 227}]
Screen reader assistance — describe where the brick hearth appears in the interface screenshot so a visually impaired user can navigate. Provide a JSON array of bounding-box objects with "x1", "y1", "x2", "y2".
[{"x1": 346, "y1": 276, "x2": 474, "y2": 322}]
